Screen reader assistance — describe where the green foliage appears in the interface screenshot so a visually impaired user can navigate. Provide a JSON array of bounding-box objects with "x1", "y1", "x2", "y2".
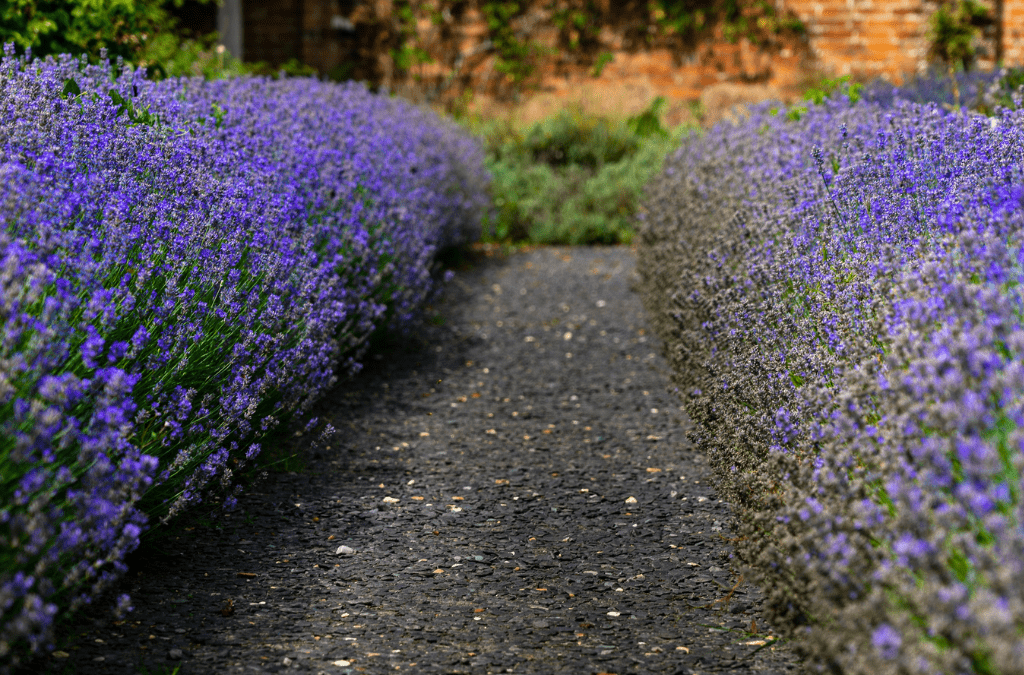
[
  {"x1": 140, "y1": 33, "x2": 250, "y2": 80},
  {"x1": 512, "y1": 108, "x2": 642, "y2": 168},
  {"x1": 61, "y1": 74, "x2": 163, "y2": 126},
  {"x1": 626, "y1": 96, "x2": 670, "y2": 138},
  {"x1": 0, "y1": 0, "x2": 215, "y2": 66},
  {"x1": 475, "y1": 101, "x2": 692, "y2": 245},
  {"x1": 390, "y1": 0, "x2": 433, "y2": 74},
  {"x1": 653, "y1": 0, "x2": 710, "y2": 38},
  {"x1": 0, "y1": 0, "x2": 268, "y2": 81},
  {"x1": 928, "y1": 0, "x2": 991, "y2": 70},
  {"x1": 653, "y1": 0, "x2": 804, "y2": 46},
  {"x1": 551, "y1": 3, "x2": 602, "y2": 51},
  {"x1": 107, "y1": 87, "x2": 162, "y2": 125},
  {"x1": 482, "y1": 1, "x2": 547, "y2": 85},
  {"x1": 783, "y1": 74, "x2": 865, "y2": 120},
  {"x1": 972, "y1": 67, "x2": 1024, "y2": 115},
  {"x1": 802, "y1": 74, "x2": 864, "y2": 105},
  {"x1": 591, "y1": 51, "x2": 614, "y2": 77}
]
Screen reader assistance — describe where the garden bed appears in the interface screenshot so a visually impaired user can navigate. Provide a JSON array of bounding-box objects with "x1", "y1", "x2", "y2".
[
  {"x1": 0, "y1": 51, "x2": 488, "y2": 669},
  {"x1": 636, "y1": 69, "x2": 1024, "y2": 674}
]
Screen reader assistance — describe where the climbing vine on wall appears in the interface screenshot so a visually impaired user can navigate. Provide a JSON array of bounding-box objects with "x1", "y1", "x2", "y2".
[
  {"x1": 928, "y1": 0, "x2": 993, "y2": 70},
  {"x1": 340, "y1": 0, "x2": 808, "y2": 99},
  {"x1": 391, "y1": 1, "x2": 434, "y2": 73},
  {"x1": 653, "y1": 0, "x2": 805, "y2": 47},
  {"x1": 482, "y1": 1, "x2": 549, "y2": 84}
]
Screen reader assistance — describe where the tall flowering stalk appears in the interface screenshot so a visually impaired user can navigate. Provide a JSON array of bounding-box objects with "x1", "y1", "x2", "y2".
[
  {"x1": 639, "y1": 77, "x2": 1024, "y2": 674},
  {"x1": 0, "y1": 48, "x2": 488, "y2": 669}
]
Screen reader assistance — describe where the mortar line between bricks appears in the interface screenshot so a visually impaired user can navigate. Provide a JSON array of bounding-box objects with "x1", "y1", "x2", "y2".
[{"x1": 38, "y1": 246, "x2": 799, "y2": 675}]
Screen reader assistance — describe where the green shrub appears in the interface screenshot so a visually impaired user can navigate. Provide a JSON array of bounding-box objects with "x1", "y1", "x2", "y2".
[
  {"x1": 476, "y1": 101, "x2": 693, "y2": 245},
  {"x1": 514, "y1": 108, "x2": 641, "y2": 167},
  {"x1": 0, "y1": 0, "x2": 263, "y2": 81}
]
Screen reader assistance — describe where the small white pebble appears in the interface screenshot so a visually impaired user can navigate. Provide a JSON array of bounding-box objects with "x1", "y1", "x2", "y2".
[
  {"x1": 625, "y1": 496, "x2": 638, "y2": 504},
  {"x1": 383, "y1": 496, "x2": 399, "y2": 503}
]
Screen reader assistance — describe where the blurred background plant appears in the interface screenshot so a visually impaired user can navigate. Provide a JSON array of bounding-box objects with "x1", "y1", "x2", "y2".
[
  {"x1": 457, "y1": 97, "x2": 693, "y2": 246},
  {"x1": 0, "y1": 0, "x2": 321, "y2": 80},
  {"x1": 0, "y1": 0, "x2": 229, "y2": 76},
  {"x1": 926, "y1": 0, "x2": 994, "y2": 104},
  {"x1": 928, "y1": 0, "x2": 993, "y2": 71},
  {"x1": 0, "y1": 0, "x2": 184, "y2": 63}
]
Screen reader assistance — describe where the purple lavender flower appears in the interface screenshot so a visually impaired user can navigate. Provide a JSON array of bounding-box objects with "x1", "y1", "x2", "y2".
[
  {"x1": 1, "y1": 46, "x2": 488, "y2": 669},
  {"x1": 872, "y1": 623, "x2": 902, "y2": 660},
  {"x1": 639, "y1": 70, "x2": 1024, "y2": 674}
]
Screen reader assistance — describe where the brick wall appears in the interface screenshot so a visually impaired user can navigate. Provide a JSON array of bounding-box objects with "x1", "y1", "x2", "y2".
[
  {"x1": 239, "y1": 0, "x2": 1024, "y2": 119},
  {"x1": 779, "y1": 0, "x2": 1024, "y2": 82},
  {"x1": 1005, "y1": 0, "x2": 1024, "y2": 64}
]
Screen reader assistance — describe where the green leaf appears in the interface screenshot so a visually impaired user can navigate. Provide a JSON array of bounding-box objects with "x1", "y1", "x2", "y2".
[{"x1": 61, "y1": 77, "x2": 81, "y2": 98}]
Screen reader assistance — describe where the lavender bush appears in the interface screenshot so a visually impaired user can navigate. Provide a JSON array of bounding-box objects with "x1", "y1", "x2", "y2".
[
  {"x1": 638, "y1": 79, "x2": 1024, "y2": 673},
  {"x1": 0, "y1": 48, "x2": 488, "y2": 668}
]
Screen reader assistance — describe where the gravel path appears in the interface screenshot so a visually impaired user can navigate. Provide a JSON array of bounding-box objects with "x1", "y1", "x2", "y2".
[{"x1": 36, "y1": 246, "x2": 799, "y2": 675}]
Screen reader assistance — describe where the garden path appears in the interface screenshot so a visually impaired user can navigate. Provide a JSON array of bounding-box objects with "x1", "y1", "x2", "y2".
[{"x1": 40, "y1": 246, "x2": 799, "y2": 675}]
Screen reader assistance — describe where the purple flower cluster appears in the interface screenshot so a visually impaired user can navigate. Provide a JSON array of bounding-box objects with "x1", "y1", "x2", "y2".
[
  {"x1": 1, "y1": 48, "x2": 487, "y2": 667},
  {"x1": 638, "y1": 80, "x2": 1024, "y2": 673}
]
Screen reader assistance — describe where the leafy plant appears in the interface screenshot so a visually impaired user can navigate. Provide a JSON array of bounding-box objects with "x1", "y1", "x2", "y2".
[
  {"x1": 517, "y1": 108, "x2": 642, "y2": 168},
  {"x1": 972, "y1": 67, "x2": 1024, "y2": 114},
  {"x1": 390, "y1": 1, "x2": 433, "y2": 74},
  {"x1": 627, "y1": 96, "x2": 670, "y2": 138},
  {"x1": 138, "y1": 32, "x2": 249, "y2": 80},
  {"x1": 780, "y1": 74, "x2": 865, "y2": 121},
  {"x1": 928, "y1": 0, "x2": 992, "y2": 71},
  {"x1": 552, "y1": 3, "x2": 602, "y2": 51},
  {"x1": 477, "y1": 100, "x2": 691, "y2": 245},
  {"x1": 653, "y1": 0, "x2": 804, "y2": 46},
  {"x1": 482, "y1": 1, "x2": 546, "y2": 85},
  {"x1": 0, "y1": 0, "x2": 224, "y2": 74},
  {"x1": 591, "y1": 51, "x2": 614, "y2": 77}
]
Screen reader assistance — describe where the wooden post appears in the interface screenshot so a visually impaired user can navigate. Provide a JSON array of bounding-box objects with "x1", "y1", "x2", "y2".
[
  {"x1": 218, "y1": 0, "x2": 244, "y2": 60},
  {"x1": 995, "y1": 0, "x2": 1005, "y2": 65}
]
